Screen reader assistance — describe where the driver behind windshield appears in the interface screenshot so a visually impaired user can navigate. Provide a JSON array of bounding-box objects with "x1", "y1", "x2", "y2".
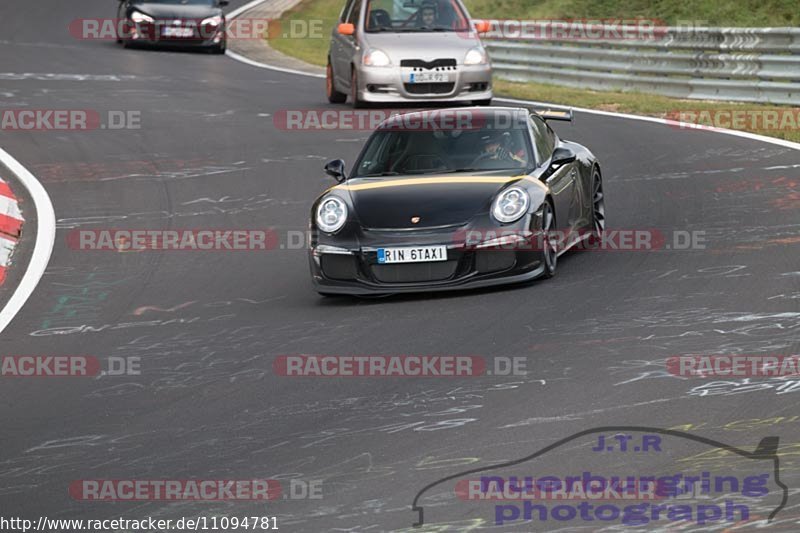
[
  {"x1": 477, "y1": 132, "x2": 527, "y2": 166},
  {"x1": 417, "y1": 1, "x2": 438, "y2": 27}
]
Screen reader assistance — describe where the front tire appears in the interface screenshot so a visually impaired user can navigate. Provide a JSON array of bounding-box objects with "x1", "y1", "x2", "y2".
[
  {"x1": 327, "y1": 62, "x2": 347, "y2": 103},
  {"x1": 587, "y1": 167, "x2": 606, "y2": 248},
  {"x1": 351, "y1": 69, "x2": 365, "y2": 109},
  {"x1": 540, "y1": 201, "x2": 557, "y2": 279}
]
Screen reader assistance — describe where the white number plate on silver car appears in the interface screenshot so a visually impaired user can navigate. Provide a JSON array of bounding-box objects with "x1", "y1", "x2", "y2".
[{"x1": 408, "y1": 72, "x2": 450, "y2": 83}]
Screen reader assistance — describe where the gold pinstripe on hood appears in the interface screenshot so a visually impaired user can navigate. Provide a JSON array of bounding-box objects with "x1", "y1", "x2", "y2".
[{"x1": 332, "y1": 175, "x2": 530, "y2": 192}]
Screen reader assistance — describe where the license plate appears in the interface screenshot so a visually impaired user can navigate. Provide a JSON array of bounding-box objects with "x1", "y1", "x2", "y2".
[
  {"x1": 163, "y1": 27, "x2": 194, "y2": 38},
  {"x1": 377, "y1": 246, "x2": 447, "y2": 264},
  {"x1": 408, "y1": 72, "x2": 450, "y2": 84}
]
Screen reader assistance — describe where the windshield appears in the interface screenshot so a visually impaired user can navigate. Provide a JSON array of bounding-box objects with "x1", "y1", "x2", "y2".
[
  {"x1": 365, "y1": 0, "x2": 470, "y2": 32},
  {"x1": 353, "y1": 124, "x2": 532, "y2": 177}
]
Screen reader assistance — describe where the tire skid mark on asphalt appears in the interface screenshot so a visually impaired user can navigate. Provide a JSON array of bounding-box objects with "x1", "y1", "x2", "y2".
[
  {"x1": 55, "y1": 197, "x2": 306, "y2": 229},
  {"x1": 0, "y1": 73, "x2": 164, "y2": 82},
  {"x1": 29, "y1": 158, "x2": 242, "y2": 183},
  {"x1": 97, "y1": 164, "x2": 249, "y2": 183},
  {"x1": 0, "y1": 384, "x2": 519, "y2": 500},
  {"x1": 28, "y1": 314, "x2": 233, "y2": 337}
]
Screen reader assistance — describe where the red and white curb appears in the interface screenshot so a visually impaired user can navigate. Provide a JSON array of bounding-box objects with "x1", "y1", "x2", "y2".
[
  {"x1": 0, "y1": 147, "x2": 55, "y2": 335},
  {"x1": 0, "y1": 177, "x2": 24, "y2": 285}
]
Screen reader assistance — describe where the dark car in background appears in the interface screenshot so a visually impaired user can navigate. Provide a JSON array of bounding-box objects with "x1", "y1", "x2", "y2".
[{"x1": 116, "y1": 0, "x2": 229, "y2": 53}]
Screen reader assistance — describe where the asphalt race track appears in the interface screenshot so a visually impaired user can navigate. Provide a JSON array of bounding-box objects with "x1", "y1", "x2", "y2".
[{"x1": 1, "y1": 0, "x2": 799, "y2": 531}]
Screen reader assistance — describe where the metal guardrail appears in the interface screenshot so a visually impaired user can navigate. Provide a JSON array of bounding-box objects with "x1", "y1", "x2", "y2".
[{"x1": 483, "y1": 23, "x2": 800, "y2": 104}]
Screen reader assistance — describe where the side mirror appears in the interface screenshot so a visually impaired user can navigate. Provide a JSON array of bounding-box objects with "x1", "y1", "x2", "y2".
[
  {"x1": 474, "y1": 20, "x2": 490, "y2": 33},
  {"x1": 324, "y1": 159, "x2": 347, "y2": 182},
  {"x1": 550, "y1": 146, "x2": 576, "y2": 167},
  {"x1": 337, "y1": 23, "x2": 355, "y2": 36}
]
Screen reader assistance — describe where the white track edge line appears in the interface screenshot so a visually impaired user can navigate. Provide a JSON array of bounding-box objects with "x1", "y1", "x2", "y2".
[
  {"x1": 495, "y1": 96, "x2": 800, "y2": 151},
  {"x1": 227, "y1": 0, "x2": 273, "y2": 19},
  {"x1": 0, "y1": 147, "x2": 56, "y2": 335},
  {"x1": 226, "y1": 49, "x2": 325, "y2": 78}
]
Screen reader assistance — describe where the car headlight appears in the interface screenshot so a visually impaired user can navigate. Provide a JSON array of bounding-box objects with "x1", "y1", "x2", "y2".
[
  {"x1": 363, "y1": 49, "x2": 391, "y2": 67},
  {"x1": 201, "y1": 15, "x2": 223, "y2": 27},
  {"x1": 464, "y1": 47, "x2": 487, "y2": 65},
  {"x1": 130, "y1": 10, "x2": 155, "y2": 24},
  {"x1": 492, "y1": 186, "x2": 530, "y2": 223},
  {"x1": 316, "y1": 196, "x2": 348, "y2": 233}
]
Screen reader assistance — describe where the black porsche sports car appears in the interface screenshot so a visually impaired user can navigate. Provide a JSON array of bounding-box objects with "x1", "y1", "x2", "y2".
[
  {"x1": 309, "y1": 106, "x2": 605, "y2": 296},
  {"x1": 116, "y1": 0, "x2": 228, "y2": 53}
]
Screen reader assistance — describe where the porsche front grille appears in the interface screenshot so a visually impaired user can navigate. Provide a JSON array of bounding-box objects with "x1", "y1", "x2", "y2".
[{"x1": 371, "y1": 261, "x2": 458, "y2": 283}]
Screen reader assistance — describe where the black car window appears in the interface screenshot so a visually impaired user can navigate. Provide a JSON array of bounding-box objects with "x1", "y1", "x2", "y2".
[
  {"x1": 346, "y1": 0, "x2": 362, "y2": 25},
  {"x1": 353, "y1": 125, "x2": 531, "y2": 177},
  {"x1": 340, "y1": 0, "x2": 356, "y2": 23},
  {"x1": 530, "y1": 115, "x2": 556, "y2": 164},
  {"x1": 364, "y1": 0, "x2": 470, "y2": 32}
]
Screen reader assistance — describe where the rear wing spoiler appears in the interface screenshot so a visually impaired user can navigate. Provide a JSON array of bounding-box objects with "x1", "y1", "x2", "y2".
[{"x1": 532, "y1": 108, "x2": 574, "y2": 122}]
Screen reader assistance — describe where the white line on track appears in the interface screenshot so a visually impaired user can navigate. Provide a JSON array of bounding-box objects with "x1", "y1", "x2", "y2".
[
  {"x1": 496, "y1": 96, "x2": 800, "y2": 151},
  {"x1": 225, "y1": 50, "x2": 325, "y2": 78},
  {"x1": 224, "y1": 0, "x2": 800, "y2": 153},
  {"x1": 0, "y1": 147, "x2": 56, "y2": 335},
  {"x1": 227, "y1": 0, "x2": 275, "y2": 18}
]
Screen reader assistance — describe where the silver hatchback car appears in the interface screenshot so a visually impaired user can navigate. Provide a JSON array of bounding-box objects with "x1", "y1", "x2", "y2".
[{"x1": 326, "y1": 0, "x2": 493, "y2": 107}]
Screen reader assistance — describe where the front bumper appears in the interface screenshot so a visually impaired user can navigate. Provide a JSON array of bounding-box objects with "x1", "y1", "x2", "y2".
[
  {"x1": 309, "y1": 233, "x2": 545, "y2": 295},
  {"x1": 355, "y1": 64, "x2": 493, "y2": 103},
  {"x1": 123, "y1": 22, "x2": 225, "y2": 49}
]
